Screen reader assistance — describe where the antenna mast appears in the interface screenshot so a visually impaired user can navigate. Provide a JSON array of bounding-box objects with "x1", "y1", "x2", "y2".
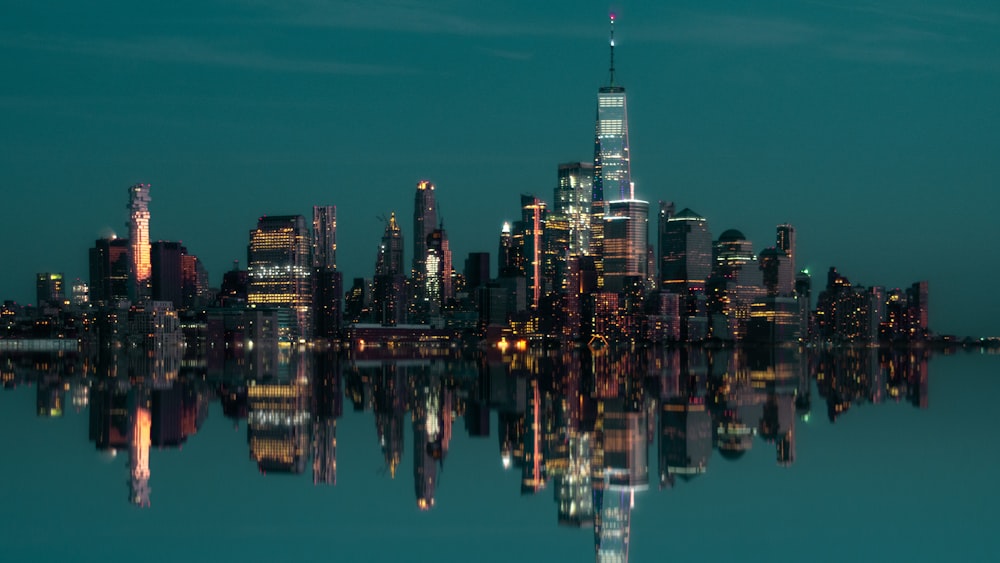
[{"x1": 609, "y1": 13, "x2": 616, "y2": 86}]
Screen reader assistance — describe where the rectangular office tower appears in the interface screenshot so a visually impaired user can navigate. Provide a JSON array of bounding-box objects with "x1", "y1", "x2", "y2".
[
  {"x1": 89, "y1": 237, "x2": 131, "y2": 306},
  {"x1": 312, "y1": 206, "x2": 342, "y2": 338},
  {"x1": 603, "y1": 199, "x2": 648, "y2": 293},
  {"x1": 36, "y1": 273, "x2": 65, "y2": 308},
  {"x1": 555, "y1": 162, "x2": 593, "y2": 257},
  {"x1": 247, "y1": 215, "x2": 313, "y2": 341}
]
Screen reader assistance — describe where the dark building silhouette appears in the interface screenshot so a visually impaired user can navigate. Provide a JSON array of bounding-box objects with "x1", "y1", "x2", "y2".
[{"x1": 89, "y1": 237, "x2": 131, "y2": 305}]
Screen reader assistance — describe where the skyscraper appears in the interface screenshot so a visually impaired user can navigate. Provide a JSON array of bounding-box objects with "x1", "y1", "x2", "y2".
[
  {"x1": 312, "y1": 206, "x2": 342, "y2": 337},
  {"x1": 555, "y1": 162, "x2": 593, "y2": 257},
  {"x1": 127, "y1": 183, "x2": 151, "y2": 301},
  {"x1": 247, "y1": 215, "x2": 313, "y2": 340},
  {"x1": 312, "y1": 206, "x2": 337, "y2": 270},
  {"x1": 151, "y1": 241, "x2": 185, "y2": 309},
  {"x1": 776, "y1": 223, "x2": 796, "y2": 278},
  {"x1": 603, "y1": 199, "x2": 648, "y2": 292},
  {"x1": 518, "y1": 195, "x2": 547, "y2": 310},
  {"x1": 411, "y1": 181, "x2": 439, "y2": 322},
  {"x1": 89, "y1": 236, "x2": 131, "y2": 305},
  {"x1": 592, "y1": 15, "x2": 642, "y2": 291},
  {"x1": 425, "y1": 226, "x2": 453, "y2": 318},
  {"x1": 659, "y1": 207, "x2": 713, "y2": 294},
  {"x1": 35, "y1": 273, "x2": 65, "y2": 308},
  {"x1": 372, "y1": 212, "x2": 405, "y2": 326}
]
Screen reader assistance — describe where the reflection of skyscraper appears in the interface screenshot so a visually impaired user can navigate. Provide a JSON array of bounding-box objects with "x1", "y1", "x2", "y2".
[
  {"x1": 128, "y1": 388, "x2": 152, "y2": 507},
  {"x1": 247, "y1": 379, "x2": 310, "y2": 474},
  {"x1": 413, "y1": 377, "x2": 442, "y2": 511},
  {"x1": 311, "y1": 418, "x2": 337, "y2": 486},
  {"x1": 247, "y1": 215, "x2": 313, "y2": 339},
  {"x1": 127, "y1": 183, "x2": 151, "y2": 301},
  {"x1": 659, "y1": 397, "x2": 711, "y2": 487},
  {"x1": 373, "y1": 363, "x2": 407, "y2": 478}
]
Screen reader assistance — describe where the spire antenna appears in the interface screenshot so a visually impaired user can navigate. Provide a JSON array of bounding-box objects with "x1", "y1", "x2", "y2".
[{"x1": 609, "y1": 13, "x2": 616, "y2": 86}]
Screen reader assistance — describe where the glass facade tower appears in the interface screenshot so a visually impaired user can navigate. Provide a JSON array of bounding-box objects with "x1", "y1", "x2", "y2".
[
  {"x1": 247, "y1": 215, "x2": 313, "y2": 340},
  {"x1": 592, "y1": 15, "x2": 635, "y2": 288},
  {"x1": 603, "y1": 199, "x2": 649, "y2": 292},
  {"x1": 128, "y1": 183, "x2": 151, "y2": 301},
  {"x1": 412, "y1": 181, "x2": 438, "y2": 323},
  {"x1": 555, "y1": 162, "x2": 593, "y2": 257}
]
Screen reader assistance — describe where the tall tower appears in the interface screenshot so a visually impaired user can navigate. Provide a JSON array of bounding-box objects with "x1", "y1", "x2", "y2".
[
  {"x1": 776, "y1": 223, "x2": 796, "y2": 277},
  {"x1": 312, "y1": 206, "x2": 342, "y2": 337},
  {"x1": 312, "y1": 206, "x2": 337, "y2": 270},
  {"x1": 247, "y1": 215, "x2": 314, "y2": 340},
  {"x1": 555, "y1": 162, "x2": 593, "y2": 257},
  {"x1": 412, "y1": 181, "x2": 439, "y2": 322},
  {"x1": 519, "y1": 195, "x2": 547, "y2": 310},
  {"x1": 89, "y1": 237, "x2": 131, "y2": 305},
  {"x1": 592, "y1": 14, "x2": 635, "y2": 289},
  {"x1": 425, "y1": 225, "x2": 453, "y2": 318},
  {"x1": 373, "y1": 212, "x2": 405, "y2": 325},
  {"x1": 127, "y1": 183, "x2": 151, "y2": 301}
]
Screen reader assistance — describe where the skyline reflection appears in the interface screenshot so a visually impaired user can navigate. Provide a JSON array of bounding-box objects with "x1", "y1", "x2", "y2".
[{"x1": 2, "y1": 344, "x2": 933, "y2": 561}]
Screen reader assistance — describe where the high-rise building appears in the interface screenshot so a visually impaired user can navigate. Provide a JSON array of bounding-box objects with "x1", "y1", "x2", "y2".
[
  {"x1": 517, "y1": 195, "x2": 547, "y2": 310},
  {"x1": 555, "y1": 162, "x2": 593, "y2": 257},
  {"x1": 180, "y1": 253, "x2": 209, "y2": 309},
  {"x1": 89, "y1": 237, "x2": 131, "y2": 305},
  {"x1": 498, "y1": 222, "x2": 523, "y2": 277},
  {"x1": 776, "y1": 223, "x2": 796, "y2": 279},
  {"x1": 425, "y1": 226, "x2": 453, "y2": 318},
  {"x1": 410, "y1": 181, "x2": 438, "y2": 322},
  {"x1": 603, "y1": 199, "x2": 648, "y2": 293},
  {"x1": 464, "y1": 252, "x2": 491, "y2": 292},
  {"x1": 127, "y1": 183, "x2": 151, "y2": 301},
  {"x1": 247, "y1": 215, "x2": 313, "y2": 340},
  {"x1": 709, "y1": 229, "x2": 764, "y2": 340},
  {"x1": 659, "y1": 207, "x2": 713, "y2": 295},
  {"x1": 35, "y1": 273, "x2": 65, "y2": 308},
  {"x1": 312, "y1": 206, "x2": 337, "y2": 270},
  {"x1": 592, "y1": 15, "x2": 634, "y2": 290},
  {"x1": 312, "y1": 206, "x2": 341, "y2": 337},
  {"x1": 71, "y1": 278, "x2": 89, "y2": 307},
  {"x1": 372, "y1": 212, "x2": 405, "y2": 326},
  {"x1": 151, "y1": 241, "x2": 185, "y2": 309}
]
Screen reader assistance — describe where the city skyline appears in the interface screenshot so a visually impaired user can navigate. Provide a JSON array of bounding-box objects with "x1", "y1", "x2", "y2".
[{"x1": 2, "y1": 1, "x2": 998, "y2": 336}]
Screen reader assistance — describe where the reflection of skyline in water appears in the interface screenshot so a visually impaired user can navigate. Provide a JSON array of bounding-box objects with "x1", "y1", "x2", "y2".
[{"x1": 1, "y1": 344, "x2": 933, "y2": 561}]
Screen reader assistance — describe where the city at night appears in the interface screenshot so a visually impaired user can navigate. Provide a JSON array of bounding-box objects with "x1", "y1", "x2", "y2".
[{"x1": 1, "y1": 2, "x2": 998, "y2": 562}]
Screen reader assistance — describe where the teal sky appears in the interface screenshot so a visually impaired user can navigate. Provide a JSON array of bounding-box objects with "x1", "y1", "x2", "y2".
[{"x1": 1, "y1": 1, "x2": 998, "y2": 336}]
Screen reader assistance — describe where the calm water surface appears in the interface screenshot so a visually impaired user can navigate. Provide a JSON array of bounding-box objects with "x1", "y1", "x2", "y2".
[{"x1": 0, "y1": 347, "x2": 997, "y2": 562}]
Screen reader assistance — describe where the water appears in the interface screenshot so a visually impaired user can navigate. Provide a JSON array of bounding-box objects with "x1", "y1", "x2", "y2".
[{"x1": 0, "y1": 347, "x2": 997, "y2": 562}]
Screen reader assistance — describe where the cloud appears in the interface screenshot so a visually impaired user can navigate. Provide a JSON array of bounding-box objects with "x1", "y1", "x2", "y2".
[
  {"x1": 4, "y1": 34, "x2": 413, "y2": 76},
  {"x1": 227, "y1": 0, "x2": 593, "y2": 38},
  {"x1": 637, "y1": 14, "x2": 820, "y2": 47}
]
